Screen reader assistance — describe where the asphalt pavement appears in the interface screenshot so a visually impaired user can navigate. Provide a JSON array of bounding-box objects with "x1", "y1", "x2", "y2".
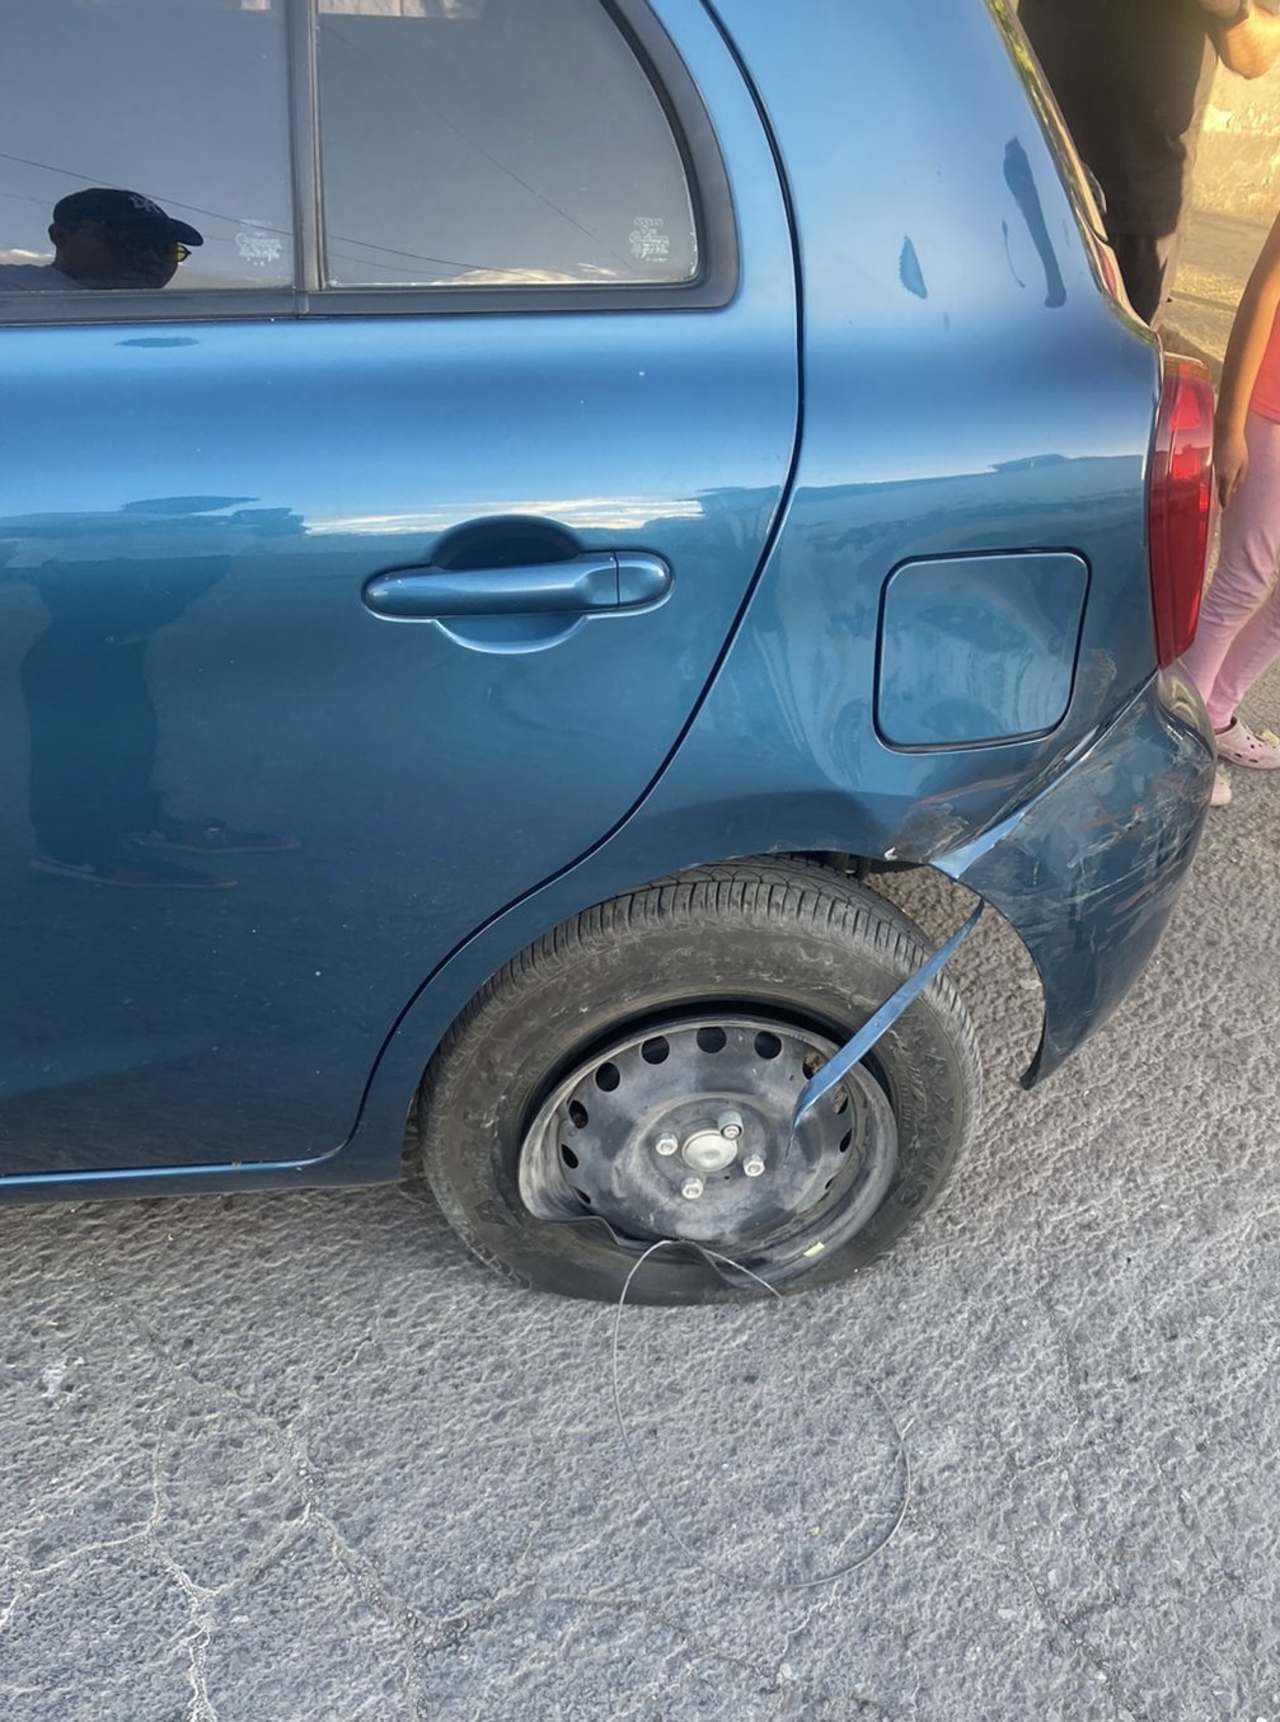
[
  {"x1": 4, "y1": 223, "x2": 1280, "y2": 1722},
  {"x1": 1164, "y1": 205, "x2": 1271, "y2": 379}
]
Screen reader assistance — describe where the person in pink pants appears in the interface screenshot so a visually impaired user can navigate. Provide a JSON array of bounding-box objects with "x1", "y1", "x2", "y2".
[{"x1": 1182, "y1": 205, "x2": 1280, "y2": 806}]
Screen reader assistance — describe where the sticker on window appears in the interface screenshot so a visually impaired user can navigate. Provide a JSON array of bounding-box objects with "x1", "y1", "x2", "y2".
[
  {"x1": 236, "y1": 222, "x2": 286, "y2": 269},
  {"x1": 629, "y1": 217, "x2": 670, "y2": 266}
]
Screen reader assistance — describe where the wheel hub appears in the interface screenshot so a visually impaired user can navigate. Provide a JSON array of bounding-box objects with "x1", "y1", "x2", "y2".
[
  {"x1": 678, "y1": 1124, "x2": 740, "y2": 1175},
  {"x1": 518, "y1": 1013, "x2": 898, "y2": 1258}
]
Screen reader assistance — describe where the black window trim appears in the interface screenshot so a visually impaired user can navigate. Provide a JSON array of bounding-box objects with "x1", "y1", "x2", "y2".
[{"x1": 0, "y1": 0, "x2": 738, "y2": 327}]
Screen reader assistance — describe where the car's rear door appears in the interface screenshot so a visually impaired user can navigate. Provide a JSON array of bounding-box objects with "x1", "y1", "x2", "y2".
[{"x1": 0, "y1": 0, "x2": 798, "y2": 1177}]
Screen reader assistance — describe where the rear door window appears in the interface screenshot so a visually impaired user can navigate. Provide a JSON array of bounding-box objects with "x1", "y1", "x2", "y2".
[
  {"x1": 0, "y1": 0, "x2": 294, "y2": 294},
  {"x1": 0, "y1": 0, "x2": 710, "y2": 313},
  {"x1": 315, "y1": 0, "x2": 698, "y2": 287}
]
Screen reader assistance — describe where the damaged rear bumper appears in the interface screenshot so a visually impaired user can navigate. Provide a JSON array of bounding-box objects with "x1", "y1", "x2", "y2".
[{"x1": 933, "y1": 669, "x2": 1213, "y2": 1085}]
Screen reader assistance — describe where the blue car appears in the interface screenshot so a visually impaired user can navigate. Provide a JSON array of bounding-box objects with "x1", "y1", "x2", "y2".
[{"x1": 0, "y1": 0, "x2": 1214, "y2": 1303}]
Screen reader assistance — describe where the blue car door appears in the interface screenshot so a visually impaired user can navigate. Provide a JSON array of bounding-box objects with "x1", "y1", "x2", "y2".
[{"x1": 0, "y1": 0, "x2": 798, "y2": 1177}]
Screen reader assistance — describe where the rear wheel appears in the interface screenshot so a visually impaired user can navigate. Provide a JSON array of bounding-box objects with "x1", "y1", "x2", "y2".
[{"x1": 418, "y1": 860, "x2": 981, "y2": 1304}]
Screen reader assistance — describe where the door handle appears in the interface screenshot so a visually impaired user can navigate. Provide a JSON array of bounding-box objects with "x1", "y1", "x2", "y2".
[{"x1": 362, "y1": 552, "x2": 671, "y2": 621}]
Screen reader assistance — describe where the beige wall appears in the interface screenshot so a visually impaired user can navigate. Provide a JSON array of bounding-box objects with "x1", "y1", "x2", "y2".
[{"x1": 1197, "y1": 62, "x2": 1280, "y2": 219}]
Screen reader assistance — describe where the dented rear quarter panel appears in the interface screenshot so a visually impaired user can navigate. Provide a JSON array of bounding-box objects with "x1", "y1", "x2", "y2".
[{"x1": 686, "y1": 0, "x2": 1172, "y2": 858}]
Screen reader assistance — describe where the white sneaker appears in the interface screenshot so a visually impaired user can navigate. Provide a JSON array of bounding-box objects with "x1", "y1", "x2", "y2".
[
  {"x1": 1214, "y1": 717, "x2": 1280, "y2": 769},
  {"x1": 1210, "y1": 768, "x2": 1232, "y2": 807}
]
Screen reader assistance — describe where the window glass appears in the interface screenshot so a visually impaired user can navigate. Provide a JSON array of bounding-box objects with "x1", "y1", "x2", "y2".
[
  {"x1": 317, "y1": 0, "x2": 698, "y2": 287},
  {"x1": 0, "y1": 0, "x2": 293, "y2": 295}
]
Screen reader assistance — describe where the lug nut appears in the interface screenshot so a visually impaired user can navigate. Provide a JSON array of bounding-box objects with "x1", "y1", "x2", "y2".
[
  {"x1": 742, "y1": 1155, "x2": 766, "y2": 1178},
  {"x1": 655, "y1": 1134, "x2": 679, "y2": 1157},
  {"x1": 681, "y1": 1177, "x2": 705, "y2": 1200},
  {"x1": 717, "y1": 1108, "x2": 744, "y2": 1141}
]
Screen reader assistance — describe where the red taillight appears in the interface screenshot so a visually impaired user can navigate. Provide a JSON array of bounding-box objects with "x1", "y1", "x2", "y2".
[{"x1": 1147, "y1": 353, "x2": 1215, "y2": 667}]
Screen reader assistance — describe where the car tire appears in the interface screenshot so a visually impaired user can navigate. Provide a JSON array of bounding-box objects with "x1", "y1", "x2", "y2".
[{"x1": 417, "y1": 859, "x2": 981, "y2": 1305}]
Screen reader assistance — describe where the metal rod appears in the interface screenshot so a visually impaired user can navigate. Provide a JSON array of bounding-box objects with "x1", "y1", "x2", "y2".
[{"x1": 790, "y1": 902, "x2": 984, "y2": 1135}]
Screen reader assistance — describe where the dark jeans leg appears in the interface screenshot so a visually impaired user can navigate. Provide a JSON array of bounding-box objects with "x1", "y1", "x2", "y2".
[{"x1": 1109, "y1": 229, "x2": 1184, "y2": 327}]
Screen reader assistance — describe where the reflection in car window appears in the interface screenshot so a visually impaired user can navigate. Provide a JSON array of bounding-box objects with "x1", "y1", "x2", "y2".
[
  {"x1": 316, "y1": 0, "x2": 698, "y2": 287},
  {"x1": 0, "y1": 0, "x2": 293, "y2": 293}
]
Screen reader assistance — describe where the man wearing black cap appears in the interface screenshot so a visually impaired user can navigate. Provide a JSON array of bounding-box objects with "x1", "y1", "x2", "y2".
[{"x1": 0, "y1": 187, "x2": 203, "y2": 290}]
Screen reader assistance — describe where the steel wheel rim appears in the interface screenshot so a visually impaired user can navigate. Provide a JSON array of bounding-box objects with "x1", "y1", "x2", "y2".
[{"x1": 518, "y1": 1011, "x2": 899, "y2": 1269}]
